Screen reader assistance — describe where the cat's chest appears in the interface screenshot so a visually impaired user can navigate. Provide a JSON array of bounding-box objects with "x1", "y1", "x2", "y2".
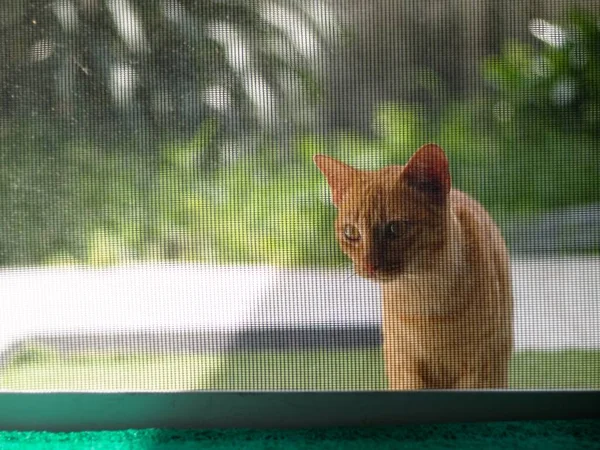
[{"x1": 381, "y1": 272, "x2": 466, "y2": 317}]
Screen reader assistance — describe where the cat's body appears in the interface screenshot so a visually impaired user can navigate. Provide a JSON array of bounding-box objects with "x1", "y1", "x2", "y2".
[{"x1": 314, "y1": 144, "x2": 513, "y2": 389}]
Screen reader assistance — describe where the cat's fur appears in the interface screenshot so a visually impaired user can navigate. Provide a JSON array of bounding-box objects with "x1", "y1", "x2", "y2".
[{"x1": 314, "y1": 144, "x2": 513, "y2": 389}]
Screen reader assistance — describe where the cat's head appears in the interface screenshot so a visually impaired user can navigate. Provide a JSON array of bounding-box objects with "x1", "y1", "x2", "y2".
[{"x1": 314, "y1": 144, "x2": 453, "y2": 281}]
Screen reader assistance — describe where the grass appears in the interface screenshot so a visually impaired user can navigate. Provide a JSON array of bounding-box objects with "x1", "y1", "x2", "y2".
[
  {"x1": 510, "y1": 350, "x2": 600, "y2": 390},
  {"x1": 1, "y1": 346, "x2": 599, "y2": 391}
]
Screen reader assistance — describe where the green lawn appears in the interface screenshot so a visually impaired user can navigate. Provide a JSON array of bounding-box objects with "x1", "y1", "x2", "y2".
[{"x1": 1, "y1": 346, "x2": 599, "y2": 391}]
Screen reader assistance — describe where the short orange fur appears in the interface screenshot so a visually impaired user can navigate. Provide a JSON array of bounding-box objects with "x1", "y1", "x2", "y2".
[{"x1": 314, "y1": 144, "x2": 513, "y2": 389}]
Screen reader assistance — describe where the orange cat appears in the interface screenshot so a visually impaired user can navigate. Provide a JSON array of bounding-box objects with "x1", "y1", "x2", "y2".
[{"x1": 314, "y1": 144, "x2": 513, "y2": 389}]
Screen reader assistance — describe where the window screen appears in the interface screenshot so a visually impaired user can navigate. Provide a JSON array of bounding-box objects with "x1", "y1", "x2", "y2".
[{"x1": 0, "y1": 0, "x2": 598, "y2": 394}]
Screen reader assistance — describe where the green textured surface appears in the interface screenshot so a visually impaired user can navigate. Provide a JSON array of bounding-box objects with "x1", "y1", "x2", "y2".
[{"x1": 0, "y1": 421, "x2": 599, "y2": 449}]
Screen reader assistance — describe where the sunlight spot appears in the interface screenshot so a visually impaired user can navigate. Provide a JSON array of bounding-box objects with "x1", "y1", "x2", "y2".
[
  {"x1": 52, "y1": 0, "x2": 79, "y2": 32},
  {"x1": 204, "y1": 85, "x2": 231, "y2": 111},
  {"x1": 261, "y1": 2, "x2": 317, "y2": 57},
  {"x1": 107, "y1": 0, "x2": 148, "y2": 52},
  {"x1": 530, "y1": 19, "x2": 566, "y2": 48},
  {"x1": 110, "y1": 63, "x2": 137, "y2": 106},
  {"x1": 244, "y1": 72, "x2": 275, "y2": 119},
  {"x1": 208, "y1": 22, "x2": 251, "y2": 71},
  {"x1": 30, "y1": 40, "x2": 55, "y2": 62}
]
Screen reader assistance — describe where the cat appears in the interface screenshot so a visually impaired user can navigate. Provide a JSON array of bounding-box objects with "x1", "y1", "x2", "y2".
[{"x1": 314, "y1": 143, "x2": 513, "y2": 389}]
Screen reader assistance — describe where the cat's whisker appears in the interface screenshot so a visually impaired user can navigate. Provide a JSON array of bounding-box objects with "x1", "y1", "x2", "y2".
[{"x1": 335, "y1": 262, "x2": 356, "y2": 281}]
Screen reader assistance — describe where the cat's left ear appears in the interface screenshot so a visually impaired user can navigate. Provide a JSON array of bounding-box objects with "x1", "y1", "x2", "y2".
[
  {"x1": 313, "y1": 155, "x2": 357, "y2": 207},
  {"x1": 402, "y1": 143, "x2": 451, "y2": 203}
]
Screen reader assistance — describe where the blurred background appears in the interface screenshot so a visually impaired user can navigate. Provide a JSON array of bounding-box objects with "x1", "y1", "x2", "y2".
[
  {"x1": 0, "y1": 0, "x2": 599, "y2": 267},
  {"x1": 0, "y1": 0, "x2": 599, "y2": 391}
]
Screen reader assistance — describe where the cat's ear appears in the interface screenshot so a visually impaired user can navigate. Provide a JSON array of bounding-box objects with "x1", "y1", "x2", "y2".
[
  {"x1": 402, "y1": 143, "x2": 451, "y2": 203},
  {"x1": 313, "y1": 155, "x2": 357, "y2": 207}
]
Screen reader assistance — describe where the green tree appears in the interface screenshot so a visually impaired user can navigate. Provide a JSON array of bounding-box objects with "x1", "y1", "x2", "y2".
[
  {"x1": 484, "y1": 9, "x2": 600, "y2": 136},
  {"x1": 0, "y1": 0, "x2": 337, "y2": 157}
]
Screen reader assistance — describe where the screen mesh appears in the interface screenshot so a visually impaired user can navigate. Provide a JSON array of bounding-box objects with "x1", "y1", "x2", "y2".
[{"x1": 0, "y1": 0, "x2": 598, "y2": 392}]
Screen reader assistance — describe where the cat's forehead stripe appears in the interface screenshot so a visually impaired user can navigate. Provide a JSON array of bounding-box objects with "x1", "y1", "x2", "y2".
[
  {"x1": 346, "y1": 178, "x2": 397, "y2": 225},
  {"x1": 341, "y1": 172, "x2": 438, "y2": 223}
]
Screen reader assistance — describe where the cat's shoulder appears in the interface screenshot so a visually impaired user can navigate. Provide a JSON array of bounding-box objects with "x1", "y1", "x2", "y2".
[
  {"x1": 449, "y1": 188, "x2": 508, "y2": 264},
  {"x1": 450, "y1": 189, "x2": 488, "y2": 218},
  {"x1": 449, "y1": 188, "x2": 498, "y2": 233}
]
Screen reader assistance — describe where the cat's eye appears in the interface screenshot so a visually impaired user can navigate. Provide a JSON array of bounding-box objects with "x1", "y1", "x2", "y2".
[
  {"x1": 343, "y1": 224, "x2": 361, "y2": 241},
  {"x1": 384, "y1": 220, "x2": 410, "y2": 240}
]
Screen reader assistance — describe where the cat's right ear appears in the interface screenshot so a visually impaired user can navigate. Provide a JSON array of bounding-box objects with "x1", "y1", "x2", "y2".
[
  {"x1": 402, "y1": 143, "x2": 451, "y2": 204},
  {"x1": 313, "y1": 155, "x2": 356, "y2": 207}
]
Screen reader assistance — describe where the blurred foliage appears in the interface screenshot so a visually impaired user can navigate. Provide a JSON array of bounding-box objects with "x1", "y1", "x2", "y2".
[
  {"x1": 0, "y1": 7, "x2": 599, "y2": 267},
  {"x1": 1, "y1": 102, "x2": 599, "y2": 267},
  {"x1": 484, "y1": 9, "x2": 600, "y2": 136},
  {"x1": 0, "y1": 0, "x2": 336, "y2": 155}
]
